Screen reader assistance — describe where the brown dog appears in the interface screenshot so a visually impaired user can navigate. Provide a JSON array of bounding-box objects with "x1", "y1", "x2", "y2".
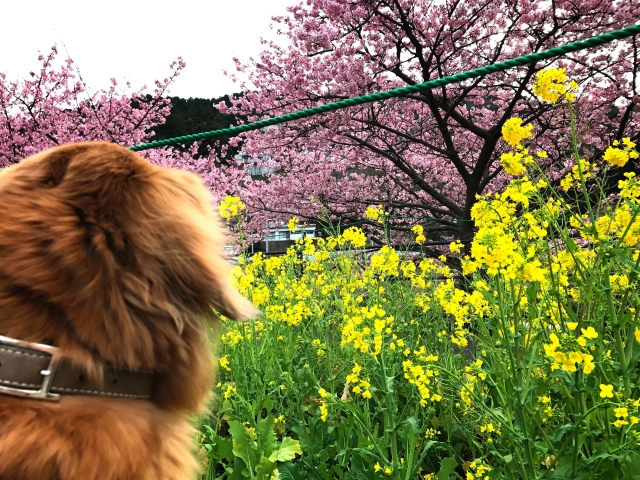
[{"x1": 0, "y1": 142, "x2": 256, "y2": 480}]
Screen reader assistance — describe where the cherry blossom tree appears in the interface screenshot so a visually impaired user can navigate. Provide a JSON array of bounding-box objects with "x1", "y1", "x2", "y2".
[
  {"x1": 0, "y1": 46, "x2": 253, "y2": 207},
  {"x1": 221, "y1": 0, "x2": 640, "y2": 248},
  {"x1": 0, "y1": 46, "x2": 188, "y2": 166}
]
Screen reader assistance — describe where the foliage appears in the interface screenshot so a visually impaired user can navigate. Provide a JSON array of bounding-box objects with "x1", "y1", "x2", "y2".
[
  {"x1": 201, "y1": 73, "x2": 640, "y2": 479},
  {"x1": 150, "y1": 95, "x2": 243, "y2": 160},
  {"x1": 219, "y1": 0, "x2": 640, "y2": 250}
]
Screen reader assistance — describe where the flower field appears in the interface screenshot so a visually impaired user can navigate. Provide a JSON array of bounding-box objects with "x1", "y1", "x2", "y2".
[{"x1": 198, "y1": 71, "x2": 640, "y2": 480}]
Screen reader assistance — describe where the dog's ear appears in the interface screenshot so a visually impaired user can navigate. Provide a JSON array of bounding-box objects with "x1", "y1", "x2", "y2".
[
  {"x1": 130, "y1": 168, "x2": 260, "y2": 323},
  {"x1": 41, "y1": 149, "x2": 73, "y2": 188}
]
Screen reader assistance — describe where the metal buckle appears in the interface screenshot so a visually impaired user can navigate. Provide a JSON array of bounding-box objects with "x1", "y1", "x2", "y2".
[{"x1": 0, "y1": 335, "x2": 60, "y2": 402}]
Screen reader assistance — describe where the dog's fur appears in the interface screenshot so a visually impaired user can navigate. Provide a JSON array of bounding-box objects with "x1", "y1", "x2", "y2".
[{"x1": 0, "y1": 142, "x2": 256, "y2": 480}]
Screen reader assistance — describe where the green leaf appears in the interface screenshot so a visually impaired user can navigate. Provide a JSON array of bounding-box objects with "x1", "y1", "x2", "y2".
[
  {"x1": 217, "y1": 437, "x2": 234, "y2": 462},
  {"x1": 268, "y1": 437, "x2": 303, "y2": 463},
  {"x1": 551, "y1": 423, "x2": 574, "y2": 444},
  {"x1": 436, "y1": 457, "x2": 458, "y2": 480},
  {"x1": 351, "y1": 453, "x2": 374, "y2": 480},
  {"x1": 402, "y1": 416, "x2": 420, "y2": 437},
  {"x1": 229, "y1": 421, "x2": 257, "y2": 472},
  {"x1": 278, "y1": 462, "x2": 303, "y2": 480},
  {"x1": 257, "y1": 416, "x2": 278, "y2": 456},
  {"x1": 256, "y1": 457, "x2": 277, "y2": 477},
  {"x1": 230, "y1": 457, "x2": 249, "y2": 480}
]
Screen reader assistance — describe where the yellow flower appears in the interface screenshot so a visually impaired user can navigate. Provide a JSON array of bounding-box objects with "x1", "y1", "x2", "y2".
[
  {"x1": 566, "y1": 322, "x2": 578, "y2": 331},
  {"x1": 583, "y1": 360, "x2": 595, "y2": 374},
  {"x1": 365, "y1": 205, "x2": 385, "y2": 223},
  {"x1": 223, "y1": 384, "x2": 237, "y2": 399},
  {"x1": 450, "y1": 240, "x2": 464, "y2": 253},
  {"x1": 569, "y1": 352, "x2": 583, "y2": 364},
  {"x1": 288, "y1": 217, "x2": 299, "y2": 232},
  {"x1": 362, "y1": 390, "x2": 372, "y2": 399},
  {"x1": 561, "y1": 357, "x2": 577, "y2": 372},
  {"x1": 219, "y1": 195, "x2": 246, "y2": 220},
  {"x1": 412, "y1": 225, "x2": 426, "y2": 245},
  {"x1": 343, "y1": 226, "x2": 367, "y2": 248},
  {"x1": 582, "y1": 354, "x2": 595, "y2": 374},
  {"x1": 603, "y1": 146, "x2": 630, "y2": 167},
  {"x1": 219, "y1": 355, "x2": 231, "y2": 371},
  {"x1": 599, "y1": 384, "x2": 614, "y2": 398},
  {"x1": 502, "y1": 117, "x2": 533, "y2": 148},
  {"x1": 318, "y1": 388, "x2": 329, "y2": 398},
  {"x1": 500, "y1": 151, "x2": 527, "y2": 176},
  {"x1": 581, "y1": 326, "x2": 598, "y2": 339},
  {"x1": 613, "y1": 419, "x2": 629, "y2": 428},
  {"x1": 533, "y1": 68, "x2": 576, "y2": 104},
  {"x1": 374, "y1": 463, "x2": 382, "y2": 473},
  {"x1": 614, "y1": 407, "x2": 629, "y2": 418},
  {"x1": 319, "y1": 403, "x2": 328, "y2": 422},
  {"x1": 384, "y1": 467, "x2": 393, "y2": 475}
]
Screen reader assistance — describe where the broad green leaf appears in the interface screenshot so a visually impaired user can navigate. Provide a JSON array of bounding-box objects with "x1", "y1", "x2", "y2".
[
  {"x1": 268, "y1": 437, "x2": 303, "y2": 462},
  {"x1": 278, "y1": 462, "x2": 303, "y2": 480},
  {"x1": 256, "y1": 457, "x2": 277, "y2": 477},
  {"x1": 257, "y1": 416, "x2": 278, "y2": 456},
  {"x1": 436, "y1": 457, "x2": 458, "y2": 480}
]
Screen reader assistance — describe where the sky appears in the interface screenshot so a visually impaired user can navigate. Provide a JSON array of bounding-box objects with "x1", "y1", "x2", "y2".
[{"x1": 1, "y1": 0, "x2": 294, "y2": 99}]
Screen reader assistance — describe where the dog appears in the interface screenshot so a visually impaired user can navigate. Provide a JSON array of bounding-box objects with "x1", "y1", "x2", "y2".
[{"x1": 0, "y1": 142, "x2": 257, "y2": 480}]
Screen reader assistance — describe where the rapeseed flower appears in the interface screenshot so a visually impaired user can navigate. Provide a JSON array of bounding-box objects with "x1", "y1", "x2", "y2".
[
  {"x1": 600, "y1": 384, "x2": 614, "y2": 398},
  {"x1": 412, "y1": 224, "x2": 426, "y2": 244},
  {"x1": 603, "y1": 146, "x2": 629, "y2": 167},
  {"x1": 342, "y1": 226, "x2": 367, "y2": 248},
  {"x1": 502, "y1": 117, "x2": 533, "y2": 148},
  {"x1": 603, "y1": 138, "x2": 638, "y2": 167},
  {"x1": 500, "y1": 151, "x2": 527, "y2": 176},
  {"x1": 533, "y1": 68, "x2": 577, "y2": 104},
  {"x1": 219, "y1": 195, "x2": 246, "y2": 220},
  {"x1": 365, "y1": 205, "x2": 385, "y2": 223}
]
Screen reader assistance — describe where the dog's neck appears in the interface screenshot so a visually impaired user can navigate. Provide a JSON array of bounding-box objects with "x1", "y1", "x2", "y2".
[{"x1": 0, "y1": 335, "x2": 154, "y2": 402}]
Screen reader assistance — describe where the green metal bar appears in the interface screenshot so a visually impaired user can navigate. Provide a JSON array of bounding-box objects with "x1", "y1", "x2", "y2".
[{"x1": 130, "y1": 23, "x2": 640, "y2": 152}]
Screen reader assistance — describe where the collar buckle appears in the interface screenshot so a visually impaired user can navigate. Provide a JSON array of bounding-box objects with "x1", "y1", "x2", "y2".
[{"x1": 0, "y1": 335, "x2": 60, "y2": 402}]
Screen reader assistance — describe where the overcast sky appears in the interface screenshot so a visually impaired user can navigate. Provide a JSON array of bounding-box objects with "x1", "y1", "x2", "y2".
[{"x1": 1, "y1": 0, "x2": 294, "y2": 99}]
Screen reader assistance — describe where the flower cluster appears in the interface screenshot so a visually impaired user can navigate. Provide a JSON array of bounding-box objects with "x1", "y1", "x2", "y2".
[
  {"x1": 365, "y1": 205, "x2": 386, "y2": 223},
  {"x1": 219, "y1": 195, "x2": 246, "y2": 220},
  {"x1": 533, "y1": 67, "x2": 578, "y2": 104},
  {"x1": 345, "y1": 363, "x2": 373, "y2": 399},
  {"x1": 412, "y1": 224, "x2": 426, "y2": 245},
  {"x1": 603, "y1": 137, "x2": 638, "y2": 167}
]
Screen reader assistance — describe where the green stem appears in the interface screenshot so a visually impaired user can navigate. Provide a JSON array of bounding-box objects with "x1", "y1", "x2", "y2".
[
  {"x1": 604, "y1": 271, "x2": 631, "y2": 396},
  {"x1": 380, "y1": 351, "x2": 399, "y2": 478},
  {"x1": 568, "y1": 101, "x2": 596, "y2": 225},
  {"x1": 571, "y1": 371, "x2": 583, "y2": 477}
]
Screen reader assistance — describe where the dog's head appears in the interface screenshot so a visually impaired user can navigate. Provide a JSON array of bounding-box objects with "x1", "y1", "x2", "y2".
[{"x1": 0, "y1": 142, "x2": 257, "y2": 411}]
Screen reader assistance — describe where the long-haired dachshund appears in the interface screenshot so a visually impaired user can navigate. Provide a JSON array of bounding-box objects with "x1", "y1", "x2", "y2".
[{"x1": 0, "y1": 142, "x2": 256, "y2": 480}]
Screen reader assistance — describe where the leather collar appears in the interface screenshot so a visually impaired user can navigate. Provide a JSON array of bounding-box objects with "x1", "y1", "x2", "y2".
[{"x1": 0, "y1": 335, "x2": 154, "y2": 401}]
